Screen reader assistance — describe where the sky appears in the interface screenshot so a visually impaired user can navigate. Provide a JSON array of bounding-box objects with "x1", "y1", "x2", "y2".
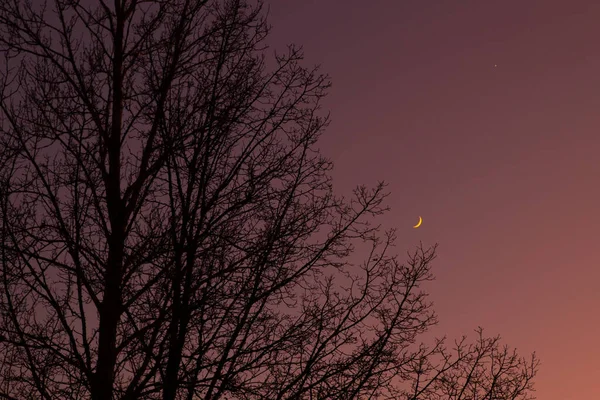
[{"x1": 267, "y1": 1, "x2": 600, "y2": 399}]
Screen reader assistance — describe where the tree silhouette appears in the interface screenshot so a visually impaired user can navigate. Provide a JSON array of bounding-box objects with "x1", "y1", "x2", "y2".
[{"x1": 0, "y1": 0, "x2": 538, "y2": 399}]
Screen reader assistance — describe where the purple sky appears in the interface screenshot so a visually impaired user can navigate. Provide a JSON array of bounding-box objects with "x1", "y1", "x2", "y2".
[{"x1": 267, "y1": 1, "x2": 600, "y2": 398}]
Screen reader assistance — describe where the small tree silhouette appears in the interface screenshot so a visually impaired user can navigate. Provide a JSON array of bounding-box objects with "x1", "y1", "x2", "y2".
[{"x1": 0, "y1": 1, "x2": 537, "y2": 399}]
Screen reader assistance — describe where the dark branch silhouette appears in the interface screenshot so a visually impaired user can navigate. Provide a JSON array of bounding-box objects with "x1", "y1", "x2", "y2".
[{"x1": 0, "y1": 0, "x2": 538, "y2": 399}]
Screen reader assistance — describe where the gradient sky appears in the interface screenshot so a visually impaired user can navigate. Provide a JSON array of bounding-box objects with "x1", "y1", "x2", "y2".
[{"x1": 267, "y1": 1, "x2": 600, "y2": 399}]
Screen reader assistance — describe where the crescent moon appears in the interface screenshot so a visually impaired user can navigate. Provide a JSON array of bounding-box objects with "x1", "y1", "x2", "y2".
[{"x1": 413, "y1": 216, "x2": 422, "y2": 229}]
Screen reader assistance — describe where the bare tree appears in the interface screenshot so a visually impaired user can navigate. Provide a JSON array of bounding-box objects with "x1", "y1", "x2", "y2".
[{"x1": 0, "y1": 0, "x2": 538, "y2": 399}]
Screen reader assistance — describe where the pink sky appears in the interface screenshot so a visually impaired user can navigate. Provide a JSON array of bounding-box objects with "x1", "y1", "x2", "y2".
[{"x1": 268, "y1": 1, "x2": 600, "y2": 398}]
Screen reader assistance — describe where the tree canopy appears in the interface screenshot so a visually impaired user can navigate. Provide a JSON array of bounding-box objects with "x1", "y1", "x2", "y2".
[{"x1": 0, "y1": 1, "x2": 537, "y2": 399}]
